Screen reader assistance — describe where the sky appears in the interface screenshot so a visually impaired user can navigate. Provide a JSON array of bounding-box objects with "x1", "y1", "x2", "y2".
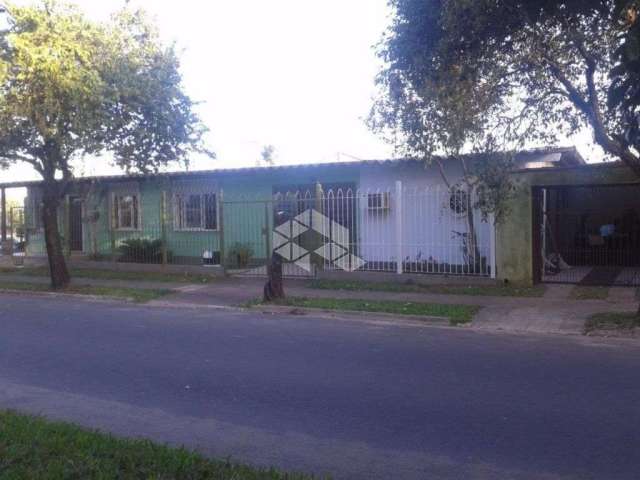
[
  {"x1": 3, "y1": 0, "x2": 395, "y2": 184},
  {"x1": 2, "y1": 0, "x2": 602, "y2": 190}
]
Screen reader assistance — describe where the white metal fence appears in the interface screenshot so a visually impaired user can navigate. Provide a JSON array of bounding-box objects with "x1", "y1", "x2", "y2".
[
  {"x1": 270, "y1": 182, "x2": 496, "y2": 277},
  {"x1": 18, "y1": 180, "x2": 496, "y2": 278}
]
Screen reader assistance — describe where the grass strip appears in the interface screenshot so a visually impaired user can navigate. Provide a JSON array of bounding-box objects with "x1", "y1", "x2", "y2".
[
  {"x1": 308, "y1": 279, "x2": 545, "y2": 298},
  {"x1": 274, "y1": 296, "x2": 480, "y2": 325},
  {"x1": 0, "y1": 266, "x2": 219, "y2": 284},
  {"x1": 0, "y1": 281, "x2": 171, "y2": 303},
  {"x1": 569, "y1": 286, "x2": 610, "y2": 300},
  {"x1": 0, "y1": 410, "x2": 314, "y2": 479},
  {"x1": 585, "y1": 312, "x2": 640, "y2": 334}
]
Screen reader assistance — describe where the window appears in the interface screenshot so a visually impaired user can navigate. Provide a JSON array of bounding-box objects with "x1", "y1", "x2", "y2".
[
  {"x1": 449, "y1": 189, "x2": 469, "y2": 216},
  {"x1": 367, "y1": 192, "x2": 390, "y2": 211},
  {"x1": 114, "y1": 194, "x2": 140, "y2": 230},
  {"x1": 175, "y1": 193, "x2": 218, "y2": 231}
]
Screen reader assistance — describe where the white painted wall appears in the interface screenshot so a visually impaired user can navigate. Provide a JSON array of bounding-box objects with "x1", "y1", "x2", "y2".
[{"x1": 355, "y1": 161, "x2": 493, "y2": 271}]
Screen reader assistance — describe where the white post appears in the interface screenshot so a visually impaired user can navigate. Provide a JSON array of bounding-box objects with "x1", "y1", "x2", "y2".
[
  {"x1": 489, "y1": 213, "x2": 497, "y2": 279},
  {"x1": 395, "y1": 180, "x2": 403, "y2": 274}
]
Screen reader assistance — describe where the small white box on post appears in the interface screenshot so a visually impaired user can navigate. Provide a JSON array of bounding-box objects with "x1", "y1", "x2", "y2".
[{"x1": 395, "y1": 180, "x2": 403, "y2": 274}]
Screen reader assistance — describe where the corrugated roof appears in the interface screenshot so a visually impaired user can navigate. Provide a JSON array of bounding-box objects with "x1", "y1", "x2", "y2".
[{"x1": 0, "y1": 146, "x2": 585, "y2": 189}]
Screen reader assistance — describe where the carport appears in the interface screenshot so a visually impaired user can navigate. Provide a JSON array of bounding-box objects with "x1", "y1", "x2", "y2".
[{"x1": 534, "y1": 183, "x2": 640, "y2": 286}]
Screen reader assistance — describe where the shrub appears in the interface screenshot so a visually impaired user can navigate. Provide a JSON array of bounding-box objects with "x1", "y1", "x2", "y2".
[
  {"x1": 226, "y1": 242, "x2": 254, "y2": 268},
  {"x1": 118, "y1": 238, "x2": 172, "y2": 264}
]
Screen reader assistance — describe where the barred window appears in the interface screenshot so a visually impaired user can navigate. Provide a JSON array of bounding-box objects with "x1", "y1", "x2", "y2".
[
  {"x1": 449, "y1": 189, "x2": 469, "y2": 216},
  {"x1": 114, "y1": 194, "x2": 140, "y2": 230},
  {"x1": 175, "y1": 193, "x2": 217, "y2": 231}
]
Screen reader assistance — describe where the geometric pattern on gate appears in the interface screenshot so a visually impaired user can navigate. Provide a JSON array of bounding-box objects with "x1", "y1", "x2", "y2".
[{"x1": 273, "y1": 209, "x2": 365, "y2": 272}]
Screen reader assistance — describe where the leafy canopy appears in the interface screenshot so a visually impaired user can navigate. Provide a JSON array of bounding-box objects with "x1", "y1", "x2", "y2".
[
  {"x1": 371, "y1": 0, "x2": 640, "y2": 177},
  {"x1": 610, "y1": 0, "x2": 640, "y2": 149},
  {"x1": 0, "y1": 0, "x2": 212, "y2": 183}
]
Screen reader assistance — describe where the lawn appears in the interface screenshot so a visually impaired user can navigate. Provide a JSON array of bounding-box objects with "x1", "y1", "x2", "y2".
[
  {"x1": 584, "y1": 312, "x2": 640, "y2": 334},
  {"x1": 308, "y1": 279, "x2": 545, "y2": 298},
  {"x1": 0, "y1": 281, "x2": 171, "y2": 303},
  {"x1": 569, "y1": 286, "x2": 610, "y2": 300},
  {"x1": 0, "y1": 410, "x2": 313, "y2": 480},
  {"x1": 0, "y1": 266, "x2": 219, "y2": 284},
  {"x1": 273, "y1": 297, "x2": 480, "y2": 325}
]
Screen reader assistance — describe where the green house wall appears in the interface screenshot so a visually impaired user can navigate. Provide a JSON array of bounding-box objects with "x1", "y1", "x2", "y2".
[{"x1": 25, "y1": 165, "x2": 361, "y2": 265}]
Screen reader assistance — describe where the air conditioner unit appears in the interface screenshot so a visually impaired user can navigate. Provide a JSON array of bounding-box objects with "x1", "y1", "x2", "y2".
[{"x1": 367, "y1": 192, "x2": 391, "y2": 211}]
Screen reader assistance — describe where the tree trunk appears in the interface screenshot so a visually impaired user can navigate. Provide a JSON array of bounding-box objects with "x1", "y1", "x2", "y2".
[
  {"x1": 42, "y1": 196, "x2": 70, "y2": 289},
  {"x1": 465, "y1": 191, "x2": 482, "y2": 273},
  {"x1": 263, "y1": 253, "x2": 285, "y2": 302}
]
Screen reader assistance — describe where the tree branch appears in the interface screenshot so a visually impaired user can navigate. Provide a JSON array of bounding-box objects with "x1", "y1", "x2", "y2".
[
  {"x1": 433, "y1": 157, "x2": 452, "y2": 189},
  {"x1": 543, "y1": 55, "x2": 591, "y2": 115},
  {"x1": 0, "y1": 152, "x2": 45, "y2": 174}
]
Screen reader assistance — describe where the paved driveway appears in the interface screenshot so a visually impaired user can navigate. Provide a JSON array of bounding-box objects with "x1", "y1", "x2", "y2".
[{"x1": 1, "y1": 293, "x2": 639, "y2": 479}]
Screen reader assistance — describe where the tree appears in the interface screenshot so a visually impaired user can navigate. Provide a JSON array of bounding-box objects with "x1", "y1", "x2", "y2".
[
  {"x1": 610, "y1": 0, "x2": 640, "y2": 150},
  {"x1": 258, "y1": 144, "x2": 276, "y2": 167},
  {"x1": 371, "y1": 0, "x2": 640, "y2": 179},
  {"x1": 263, "y1": 208, "x2": 286, "y2": 303},
  {"x1": 0, "y1": 1, "x2": 212, "y2": 288}
]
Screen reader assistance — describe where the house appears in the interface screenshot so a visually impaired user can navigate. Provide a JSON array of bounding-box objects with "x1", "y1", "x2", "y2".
[{"x1": 7, "y1": 146, "x2": 638, "y2": 287}]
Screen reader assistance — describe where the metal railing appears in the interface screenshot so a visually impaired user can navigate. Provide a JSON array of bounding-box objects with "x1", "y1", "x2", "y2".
[
  {"x1": 20, "y1": 181, "x2": 495, "y2": 277},
  {"x1": 232, "y1": 184, "x2": 494, "y2": 277},
  {"x1": 539, "y1": 184, "x2": 640, "y2": 286}
]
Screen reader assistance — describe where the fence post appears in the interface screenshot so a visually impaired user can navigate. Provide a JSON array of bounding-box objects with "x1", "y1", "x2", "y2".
[
  {"x1": 264, "y1": 202, "x2": 271, "y2": 263},
  {"x1": 1, "y1": 187, "x2": 6, "y2": 245},
  {"x1": 110, "y1": 194, "x2": 117, "y2": 263},
  {"x1": 160, "y1": 191, "x2": 168, "y2": 266},
  {"x1": 313, "y1": 181, "x2": 323, "y2": 272},
  {"x1": 63, "y1": 195, "x2": 71, "y2": 258},
  {"x1": 9, "y1": 206, "x2": 13, "y2": 246},
  {"x1": 395, "y1": 180, "x2": 403, "y2": 274},
  {"x1": 218, "y1": 190, "x2": 225, "y2": 269},
  {"x1": 489, "y1": 213, "x2": 497, "y2": 279}
]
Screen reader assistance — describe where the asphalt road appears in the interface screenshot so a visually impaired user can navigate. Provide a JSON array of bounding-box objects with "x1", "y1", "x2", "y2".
[{"x1": 1, "y1": 293, "x2": 639, "y2": 479}]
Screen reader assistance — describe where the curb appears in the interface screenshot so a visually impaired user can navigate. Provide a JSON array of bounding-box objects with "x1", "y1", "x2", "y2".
[
  {"x1": 250, "y1": 304, "x2": 457, "y2": 327},
  {"x1": 144, "y1": 300, "x2": 242, "y2": 311},
  {"x1": 0, "y1": 288, "x2": 136, "y2": 304},
  {"x1": 139, "y1": 301, "x2": 466, "y2": 330}
]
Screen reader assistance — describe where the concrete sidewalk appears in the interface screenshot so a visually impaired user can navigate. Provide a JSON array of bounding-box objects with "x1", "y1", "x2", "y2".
[
  {"x1": 1, "y1": 272, "x2": 637, "y2": 336},
  {"x1": 151, "y1": 277, "x2": 639, "y2": 337}
]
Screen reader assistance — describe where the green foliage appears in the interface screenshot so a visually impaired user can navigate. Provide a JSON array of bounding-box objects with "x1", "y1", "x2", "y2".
[
  {"x1": 118, "y1": 238, "x2": 170, "y2": 264},
  {"x1": 0, "y1": 0, "x2": 211, "y2": 178},
  {"x1": 0, "y1": 1, "x2": 212, "y2": 287},
  {"x1": 372, "y1": 0, "x2": 640, "y2": 181},
  {"x1": 227, "y1": 242, "x2": 254, "y2": 268},
  {"x1": 610, "y1": 1, "x2": 640, "y2": 150},
  {"x1": 273, "y1": 296, "x2": 481, "y2": 325},
  {"x1": 0, "y1": 281, "x2": 171, "y2": 302},
  {"x1": 0, "y1": 410, "x2": 313, "y2": 478},
  {"x1": 308, "y1": 279, "x2": 547, "y2": 297}
]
